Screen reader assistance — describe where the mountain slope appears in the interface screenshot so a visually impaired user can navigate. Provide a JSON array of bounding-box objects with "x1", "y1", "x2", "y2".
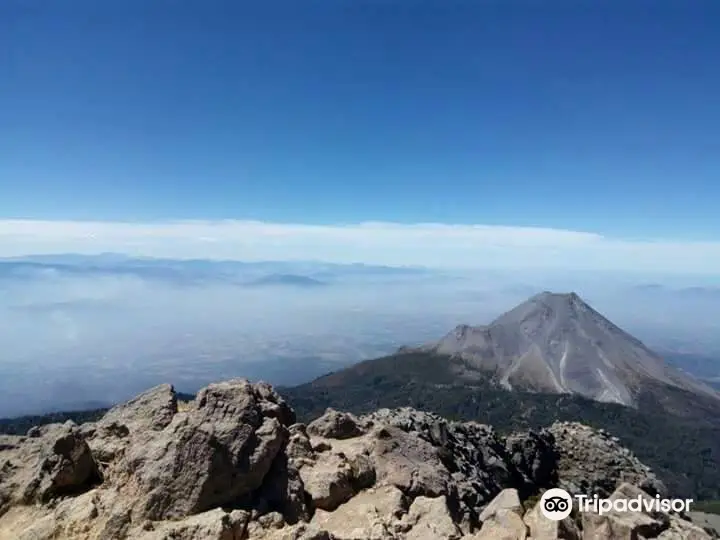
[
  {"x1": 281, "y1": 294, "x2": 720, "y2": 499},
  {"x1": 282, "y1": 351, "x2": 720, "y2": 500},
  {"x1": 415, "y1": 291, "x2": 719, "y2": 407}
]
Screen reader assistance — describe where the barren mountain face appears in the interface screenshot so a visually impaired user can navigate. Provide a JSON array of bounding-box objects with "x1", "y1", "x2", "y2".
[{"x1": 423, "y1": 292, "x2": 719, "y2": 406}]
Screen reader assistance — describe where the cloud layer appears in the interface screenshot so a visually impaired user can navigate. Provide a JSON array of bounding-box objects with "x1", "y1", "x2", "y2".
[{"x1": 2, "y1": 219, "x2": 720, "y2": 274}]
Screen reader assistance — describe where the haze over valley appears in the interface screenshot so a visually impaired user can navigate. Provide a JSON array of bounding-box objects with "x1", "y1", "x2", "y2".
[{"x1": 2, "y1": 255, "x2": 719, "y2": 418}]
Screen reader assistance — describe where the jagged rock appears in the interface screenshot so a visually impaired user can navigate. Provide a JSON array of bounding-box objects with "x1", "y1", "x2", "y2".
[
  {"x1": 522, "y1": 500, "x2": 580, "y2": 539},
  {"x1": 504, "y1": 430, "x2": 559, "y2": 491},
  {"x1": 247, "y1": 520, "x2": 335, "y2": 539},
  {"x1": 607, "y1": 483, "x2": 672, "y2": 528},
  {"x1": 126, "y1": 379, "x2": 295, "y2": 520},
  {"x1": 133, "y1": 508, "x2": 250, "y2": 539},
  {"x1": 99, "y1": 383, "x2": 178, "y2": 432},
  {"x1": 307, "y1": 410, "x2": 365, "y2": 440},
  {"x1": 2, "y1": 379, "x2": 716, "y2": 540},
  {"x1": 0, "y1": 421, "x2": 99, "y2": 514},
  {"x1": 360, "y1": 409, "x2": 555, "y2": 528},
  {"x1": 581, "y1": 510, "x2": 666, "y2": 539},
  {"x1": 401, "y1": 495, "x2": 462, "y2": 540},
  {"x1": 298, "y1": 451, "x2": 367, "y2": 511},
  {"x1": 369, "y1": 424, "x2": 451, "y2": 499},
  {"x1": 472, "y1": 509, "x2": 527, "y2": 539},
  {"x1": 548, "y1": 422, "x2": 666, "y2": 497},
  {"x1": 310, "y1": 485, "x2": 406, "y2": 539},
  {"x1": 657, "y1": 518, "x2": 716, "y2": 540},
  {"x1": 255, "y1": 451, "x2": 310, "y2": 523},
  {"x1": 579, "y1": 483, "x2": 713, "y2": 540},
  {"x1": 478, "y1": 488, "x2": 522, "y2": 522},
  {"x1": 286, "y1": 424, "x2": 316, "y2": 462},
  {"x1": 79, "y1": 384, "x2": 178, "y2": 475}
]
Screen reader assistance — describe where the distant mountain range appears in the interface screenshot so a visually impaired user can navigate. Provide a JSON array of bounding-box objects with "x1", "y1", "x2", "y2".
[
  {"x1": 632, "y1": 283, "x2": 720, "y2": 298},
  {"x1": 0, "y1": 254, "x2": 432, "y2": 286},
  {"x1": 246, "y1": 273, "x2": 327, "y2": 287}
]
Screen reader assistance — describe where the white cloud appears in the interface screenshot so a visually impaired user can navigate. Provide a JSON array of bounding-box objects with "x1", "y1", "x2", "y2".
[{"x1": 1, "y1": 218, "x2": 719, "y2": 273}]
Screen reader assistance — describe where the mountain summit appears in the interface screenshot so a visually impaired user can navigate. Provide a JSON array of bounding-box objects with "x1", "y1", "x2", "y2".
[
  {"x1": 418, "y1": 291, "x2": 718, "y2": 407},
  {"x1": 3, "y1": 380, "x2": 717, "y2": 539}
]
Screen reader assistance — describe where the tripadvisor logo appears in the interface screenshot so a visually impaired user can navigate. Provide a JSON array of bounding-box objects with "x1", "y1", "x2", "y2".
[
  {"x1": 539, "y1": 488, "x2": 693, "y2": 521},
  {"x1": 540, "y1": 488, "x2": 573, "y2": 521}
]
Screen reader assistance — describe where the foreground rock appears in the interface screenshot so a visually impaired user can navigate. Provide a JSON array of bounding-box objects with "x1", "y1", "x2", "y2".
[
  {"x1": 0, "y1": 381, "x2": 716, "y2": 539},
  {"x1": 548, "y1": 422, "x2": 666, "y2": 498}
]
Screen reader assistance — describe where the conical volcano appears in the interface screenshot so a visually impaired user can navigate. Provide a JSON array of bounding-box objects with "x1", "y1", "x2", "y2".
[{"x1": 423, "y1": 291, "x2": 718, "y2": 406}]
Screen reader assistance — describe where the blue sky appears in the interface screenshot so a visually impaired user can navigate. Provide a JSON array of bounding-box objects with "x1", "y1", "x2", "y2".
[{"x1": 1, "y1": 1, "x2": 720, "y2": 271}]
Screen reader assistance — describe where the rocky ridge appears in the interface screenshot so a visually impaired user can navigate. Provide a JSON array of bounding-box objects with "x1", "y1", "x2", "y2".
[{"x1": 0, "y1": 379, "x2": 716, "y2": 539}]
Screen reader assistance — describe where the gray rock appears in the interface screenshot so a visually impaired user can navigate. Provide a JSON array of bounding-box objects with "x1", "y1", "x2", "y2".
[
  {"x1": 307, "y1": 410, "x2": 364, "y2": 440},
  {"x1": 581, "y1": 509, "x2": 666, "y2": 539},
  {"x1": 473, "y1": 508, "x2": 527, "y2": 539},
  {"x1": 130, "y1": 379, "x2": 294, "y2": 520},
  {"x1": 402, "y1": 495, "x2": 462, "y2": 540},
  {"x1": 504, "y1": 429, "x2": 558, "y2": 491},
  {"x1": 310, "y1": 485, "x2": 406, "y2": 539},
  {"x1": 297, "y1": 449, "x2": 376, "y2": 512},
  {"x1": 100, "y1": 383, "x2": 178, "y2": 432},
  {"x1": 478, "y1": 489, "x2": 522, "y2": 523},
  {"x1": 548, "y1": 421, "x2": 666, "y2": 498},
  {"x1": 0, "y1": 422, "x2": 99, "y2": 513},
  {"x1": 522, "y1": 499, "x2": 580, "y2": 540},
  {"x1": 134, "y1": 508, "x2": 250, "y2": 540}
]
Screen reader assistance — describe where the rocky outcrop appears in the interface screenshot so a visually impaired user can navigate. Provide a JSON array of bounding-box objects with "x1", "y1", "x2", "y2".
[
  {"x1": 0, "y1": 421, "x2": 100, "y2": 515},
  {"x1": 0, "y1": 380, "x2": 716, "y2": 539},
  {"x1": 548, "y1": 422, "x2": 666, "y2": 497}
]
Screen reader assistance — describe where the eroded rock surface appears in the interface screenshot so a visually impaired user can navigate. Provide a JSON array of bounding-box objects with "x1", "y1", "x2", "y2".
[
  {"x1": 548, "y1": 422, "x2": 666, "y2": 498},
  {"x1": 0, "y1": 381, "x2": 715, "y2": 539}
]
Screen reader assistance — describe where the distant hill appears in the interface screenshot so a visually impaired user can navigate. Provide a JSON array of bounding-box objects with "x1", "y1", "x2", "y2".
[
  {"x1": 0, "y1": 392, "x2": 195, "y2": 436},
  {"x1": 0, "y1": 255, "x2": 432, "y2": 287},
  {"x1": 246, "y1": 274, "x2": 327, "y2": 287}
]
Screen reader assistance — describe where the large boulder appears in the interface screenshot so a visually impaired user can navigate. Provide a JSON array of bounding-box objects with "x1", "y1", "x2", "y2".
[
  {"x1": 0, "y1": 422, "x2": 99, "y2": 514},
  {"x1": 310, "y1": 485, "x2": 406, "y2": 539},
  {"x1": 307, "y1": 410, "x2": 365, "y2": 440},
  {"x1": 124, "y1": 379, "x2": 296, "y2": 520},
  {"x1": 401, "y1": 495, "x2": 463, "y2": 540}
]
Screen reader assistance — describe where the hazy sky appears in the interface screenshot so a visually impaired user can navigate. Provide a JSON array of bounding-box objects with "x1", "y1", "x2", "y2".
[
  {"x1": 1, "y1": 263, "x2": 719, "y2": 417},
  {"x1": 3, "y1": 219, "x2": 720, "y2": 275},
  {"x1": 2, "y1": 1, "x2": 719, "y2": 245}
]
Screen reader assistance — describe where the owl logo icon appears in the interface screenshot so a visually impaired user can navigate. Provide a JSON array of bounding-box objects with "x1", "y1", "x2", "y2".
[{"x1": 540, "y1": 488, "x2": 573, "y2": 521}]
